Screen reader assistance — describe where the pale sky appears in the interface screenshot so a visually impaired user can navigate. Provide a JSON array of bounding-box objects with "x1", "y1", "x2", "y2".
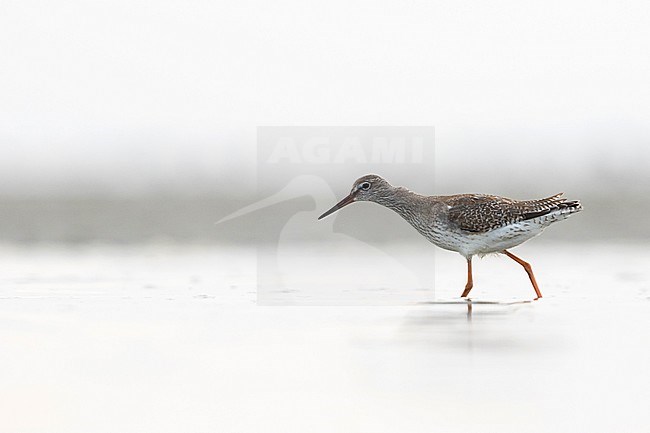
[{"x1": 1, "y1": 0, "x2": 649, "y2": 197}]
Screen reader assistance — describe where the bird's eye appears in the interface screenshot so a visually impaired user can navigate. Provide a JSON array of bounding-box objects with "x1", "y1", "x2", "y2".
[{"x1": 360, "y1": 182, "x2": 371, "y2": 191}]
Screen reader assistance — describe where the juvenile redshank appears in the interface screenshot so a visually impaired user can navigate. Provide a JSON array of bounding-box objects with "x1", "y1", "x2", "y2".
[{"x1": 318, "y1": 174, "x2": 582, "y2": 299}]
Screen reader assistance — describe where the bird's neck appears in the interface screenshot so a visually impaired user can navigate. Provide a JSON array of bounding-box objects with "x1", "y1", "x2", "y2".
[{"x1": 373, "y1": 187, "x2": 427, "y2": 220}]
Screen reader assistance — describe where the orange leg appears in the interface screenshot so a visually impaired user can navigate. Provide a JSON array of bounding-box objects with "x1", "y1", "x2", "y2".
[
  {"x1": 503, "y1": 250, "x2": 543, "y2": 299},
  {"x1": 460, "y1": 258, "x2": 473, "y2": 297}
]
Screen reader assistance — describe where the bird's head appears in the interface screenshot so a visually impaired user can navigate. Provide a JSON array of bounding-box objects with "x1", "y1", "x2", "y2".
[{"x1": 318, "y1": 174, "x2": 391, "y2": 220}]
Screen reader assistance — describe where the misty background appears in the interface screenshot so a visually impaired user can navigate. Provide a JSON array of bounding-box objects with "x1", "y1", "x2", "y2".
[{"x1": 1, "y1": 0, "x2": 649, "y2": 244}]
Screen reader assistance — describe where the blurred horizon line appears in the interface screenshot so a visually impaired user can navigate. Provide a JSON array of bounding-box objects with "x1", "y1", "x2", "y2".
[{"x1": 0, "y1": 195, "x2": 646, "y2": 244}]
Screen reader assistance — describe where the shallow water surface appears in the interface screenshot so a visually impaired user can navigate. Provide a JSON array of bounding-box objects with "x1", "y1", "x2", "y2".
[{"x1": 0, "y1": 243, "x2": 648, "y2": 433}]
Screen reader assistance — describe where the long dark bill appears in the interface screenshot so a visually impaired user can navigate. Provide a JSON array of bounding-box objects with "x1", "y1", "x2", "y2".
[{"x1": 318, "y1": 194, "x2": 355, "y2": 220}]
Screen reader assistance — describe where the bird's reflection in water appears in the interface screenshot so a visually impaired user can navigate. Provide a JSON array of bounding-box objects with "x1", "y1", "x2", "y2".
[
  {"x1": 459, "y1": 299, "x2": 533, "y2": 321},
  {"x1": 418, "y1": 298, "x2": 532, "y2": 317},
  {"x1": 399, "y1": 299, "x2": 537, "y2": 354},
  {"x1": 407, "y1": 299, "x2": 534, "y2": 331}
]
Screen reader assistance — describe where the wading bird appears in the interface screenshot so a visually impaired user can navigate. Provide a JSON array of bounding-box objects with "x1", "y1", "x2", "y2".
[{"x1": 318, "y1": 174, "x2": 582, "y2": 299}]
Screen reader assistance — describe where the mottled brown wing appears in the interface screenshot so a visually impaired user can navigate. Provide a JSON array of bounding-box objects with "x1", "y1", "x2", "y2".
[{"x1": 445, "y1": 193, "x2": 568, "y2": 233}]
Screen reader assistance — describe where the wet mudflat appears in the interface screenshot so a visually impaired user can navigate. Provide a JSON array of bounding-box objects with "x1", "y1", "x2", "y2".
[{"x1": 0, "y1": 242, "x2": 648, "y2": 433}]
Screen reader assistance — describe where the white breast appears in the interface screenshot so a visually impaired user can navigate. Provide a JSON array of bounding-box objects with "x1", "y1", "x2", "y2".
[
  {"x1": 423, "y1": 221, "x2": 546, "y2": 258},
  {"x1": 463, "y1": 222, "x2": 546, "y2": 257}
]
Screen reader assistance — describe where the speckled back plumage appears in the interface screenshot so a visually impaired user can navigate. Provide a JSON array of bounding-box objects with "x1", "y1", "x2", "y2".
[{"x1": 442, "y1": 193, "x2": 582, "y2": 233}]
